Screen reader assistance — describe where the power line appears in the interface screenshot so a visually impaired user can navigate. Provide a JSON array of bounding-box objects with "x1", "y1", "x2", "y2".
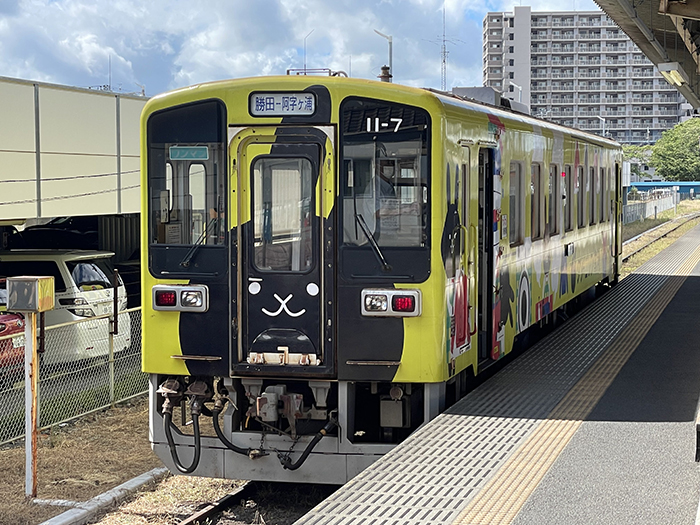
[
  {"x1": 0, "y1": 184, "x2": 140, "y2": 207},
  {"x1": 1, "y1": 169, "x2": 139, "y2": 184}
]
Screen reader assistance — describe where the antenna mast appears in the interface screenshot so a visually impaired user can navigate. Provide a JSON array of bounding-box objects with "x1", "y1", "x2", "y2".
[{"x1": 441, "y1": 5, "x2": 448, "y2": 91}]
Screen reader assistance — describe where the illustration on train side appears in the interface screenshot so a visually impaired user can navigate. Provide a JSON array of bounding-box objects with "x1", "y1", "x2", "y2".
[{"x1": 141, "y1": 75, "x2": 622, "y2": 484}]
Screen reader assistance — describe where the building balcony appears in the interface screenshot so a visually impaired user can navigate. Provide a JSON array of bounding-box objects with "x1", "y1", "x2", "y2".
[
  {"x1": 603, "y1": 83, "x2": 627, "y2": 90},
  {"x1": 603, "y1": 45, "x2": 626, "y2": 52},
  {"x1": 579, "y1": 84, "x2": 601, "y2": 91}
]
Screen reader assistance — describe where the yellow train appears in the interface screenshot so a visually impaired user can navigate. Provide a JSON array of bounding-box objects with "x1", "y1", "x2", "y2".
[{"x1": 141, "y1": 75, "x2": 622, "y2": 483}]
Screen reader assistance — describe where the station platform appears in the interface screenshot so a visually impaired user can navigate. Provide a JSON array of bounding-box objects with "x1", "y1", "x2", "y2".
[{"x1": 297, "y1": 225, "x2": 700, "y2": 525}]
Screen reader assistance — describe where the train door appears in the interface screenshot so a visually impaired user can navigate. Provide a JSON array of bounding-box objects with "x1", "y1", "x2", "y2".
[
  {"x1": 613, "y1": 162, "x2": 622, "y2": 272},
  {"x1": 477, "y1": 148, "x2": 494, "y2": 363},
  {"x1": 230, "y1": 127, "x2": 334, "y2": 377}
]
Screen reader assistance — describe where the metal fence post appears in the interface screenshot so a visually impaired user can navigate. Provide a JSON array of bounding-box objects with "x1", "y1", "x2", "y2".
[{"x1": 109, "y1": 315, "x2": 115, "y2": 408}]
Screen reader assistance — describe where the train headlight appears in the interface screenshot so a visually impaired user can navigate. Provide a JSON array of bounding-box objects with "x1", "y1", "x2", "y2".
[
  {"x1": 365, "y1": 294, "x2": 388, "y2": 312},
  {"x1": 361, "y1": 289, "x2": 421, "y2": 317},
  {"x1": 181, "y1": 290, "x2": 204, "y2": 308},
  {"x1": 152, "y1": 285, "x2": 209, "y2": 312}
]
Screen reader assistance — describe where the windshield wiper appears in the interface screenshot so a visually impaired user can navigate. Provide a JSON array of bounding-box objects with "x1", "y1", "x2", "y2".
[
  {"x1": 179, "y1": 217, "x2": 217, "y2": 268},
  {"x1": 354, "y1": 214, "x2": 392, "y2": 272}
]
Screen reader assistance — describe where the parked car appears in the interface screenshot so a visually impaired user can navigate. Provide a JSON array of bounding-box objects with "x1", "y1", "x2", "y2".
[
  {"x1": 0, "y1": 250, "x2": 130, "y2": 366},
  {"x1": 0, "y1": 309, "x2": 24, "y2": 387}
]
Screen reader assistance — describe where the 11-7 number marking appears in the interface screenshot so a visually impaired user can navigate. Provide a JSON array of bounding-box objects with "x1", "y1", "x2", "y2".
[{"x1": 366, "y1": 117, "x2": 402, "y2": 132}]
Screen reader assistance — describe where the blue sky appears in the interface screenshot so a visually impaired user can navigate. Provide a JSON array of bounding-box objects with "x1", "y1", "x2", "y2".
[{"x1": 0, "y1": 0, "x2": 600, "y2": 97}]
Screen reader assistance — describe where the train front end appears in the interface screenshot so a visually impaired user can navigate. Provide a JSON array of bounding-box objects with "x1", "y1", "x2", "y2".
[{"x1": 141, "y1": 77, "x2": 450, "y2": 483}]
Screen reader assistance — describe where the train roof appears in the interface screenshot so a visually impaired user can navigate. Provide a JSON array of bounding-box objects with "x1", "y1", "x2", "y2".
[{"x1": 149, "y1": 75, "x2": 622, "y2": 150}]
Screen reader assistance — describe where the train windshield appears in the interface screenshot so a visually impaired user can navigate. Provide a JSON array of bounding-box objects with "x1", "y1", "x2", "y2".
[
  {"x1": 147, "y1": 100, "x2": 227, "y2": 248},
  {"x1": 340, "y1": 97, "x2": 430, "y2": 280}
]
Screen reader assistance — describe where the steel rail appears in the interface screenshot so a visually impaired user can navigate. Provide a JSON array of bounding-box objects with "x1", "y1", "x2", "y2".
[{"x1": 177, "y1": 481, "x2": 254, "y2": 525}]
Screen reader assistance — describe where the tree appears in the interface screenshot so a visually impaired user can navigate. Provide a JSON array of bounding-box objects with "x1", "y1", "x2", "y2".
[
  {"x1": 649, "y1": 118, "x2": 700, "y2": 181},
  {"x1": 622, "y1": 144, "x2": 652, "y2": 179}
]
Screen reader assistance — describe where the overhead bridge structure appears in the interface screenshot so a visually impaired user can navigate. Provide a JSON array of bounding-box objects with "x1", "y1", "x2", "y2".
[{"x1": 595, "y1": 0, "x2": 700, "y2": 107}]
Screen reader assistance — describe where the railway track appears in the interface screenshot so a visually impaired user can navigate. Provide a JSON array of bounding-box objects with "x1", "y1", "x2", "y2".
[
  {"x1": 621, "y1": 212, "x2": 700, "y2": 263},
  {"x1": 175, "y1": 480, "x2": 338, "y2": 525}
]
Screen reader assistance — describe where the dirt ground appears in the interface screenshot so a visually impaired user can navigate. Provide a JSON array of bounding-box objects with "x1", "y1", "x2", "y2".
[{"x1": 0, "y1": 396, "x2": 161, "y2": 525}]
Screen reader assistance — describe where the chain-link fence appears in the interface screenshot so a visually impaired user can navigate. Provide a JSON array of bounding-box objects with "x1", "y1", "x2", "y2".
[{"x1": 0, "y1": 308, "x2": 145, "y2": 445}]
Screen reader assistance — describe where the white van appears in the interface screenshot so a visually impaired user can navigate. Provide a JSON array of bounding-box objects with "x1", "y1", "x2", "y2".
[{"x1": 0, "y1": 250, "x2": 130, "y2": 365}]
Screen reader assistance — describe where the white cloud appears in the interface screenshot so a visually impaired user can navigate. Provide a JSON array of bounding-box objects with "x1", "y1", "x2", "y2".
[{"x1": 0, "y1": 0, "x2": 602, "y2": 96}]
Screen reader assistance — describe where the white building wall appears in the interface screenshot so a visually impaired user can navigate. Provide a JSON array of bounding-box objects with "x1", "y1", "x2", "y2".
[{"x1": 0, "y1": 77, "x2": 147, "y2": 222}]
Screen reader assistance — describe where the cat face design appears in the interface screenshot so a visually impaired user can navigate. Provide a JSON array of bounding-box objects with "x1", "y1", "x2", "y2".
[{"x1": 248, "y1": 278, "x2": 319, "y2": 318}]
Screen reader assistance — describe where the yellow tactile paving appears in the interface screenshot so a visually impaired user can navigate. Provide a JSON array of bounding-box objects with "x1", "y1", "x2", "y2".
[{"x1": 453, "y1": 244, "x2": 700, "y2": 525}]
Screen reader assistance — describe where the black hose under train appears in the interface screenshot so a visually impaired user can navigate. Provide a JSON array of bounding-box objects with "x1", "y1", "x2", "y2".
[
  {"x1": 281, "y1": 419, "x2": 338, "y2": 471},
  {"x1": 212, "y1": 406, "x2": 250, "y2": 456},
  {"x1": 163, "y1": 411, "x2": 201, "y2": 474}
]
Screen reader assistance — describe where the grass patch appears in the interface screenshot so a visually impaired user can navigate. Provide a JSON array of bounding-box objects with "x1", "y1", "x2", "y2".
[
  {"x1": 0, "y1": 396, "x2": 160, "y2": 525},
  {"x1": 622, "y1": 217, "x2": 668, "y2": 242}
]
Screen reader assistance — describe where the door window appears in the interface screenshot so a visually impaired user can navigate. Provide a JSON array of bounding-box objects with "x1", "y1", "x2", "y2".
[{"x1": 252, "y1": 157, "x2": 314, "y2": 272}]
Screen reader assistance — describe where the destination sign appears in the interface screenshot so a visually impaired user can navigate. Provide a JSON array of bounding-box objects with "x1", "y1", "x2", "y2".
[
  {"x1": 250, "y1": 92, "x2": 316, "y2": 117},
  {"x1": 169, "y1": 146, "x2": 209, "y2": 161}
]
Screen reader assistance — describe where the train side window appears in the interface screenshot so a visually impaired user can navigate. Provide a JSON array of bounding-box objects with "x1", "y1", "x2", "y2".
[
  {"x1": 589, "y1": 167, "x2": 596, "y2": 225},
  {"x1": 605, "y1": 168, "x2": 615, "y2": 222},
  {"x1": 577, "y1": 166, "x2": 585, "y2": 228},
  {"x1": 564, "y1": 165, "x2": 573, "y2": 231},
  {"x1": 548, "y1": 164, "x2": 560, "y2": 235},
  {"x1": 600, "y1": 167, "x2": 606, "y2": 222},
  {"x1": 531, "y1": 163, "x2": 543, "y2": 240},
  {"x1": 509, "y1": 161, "x2": 524, "y2": 246}
]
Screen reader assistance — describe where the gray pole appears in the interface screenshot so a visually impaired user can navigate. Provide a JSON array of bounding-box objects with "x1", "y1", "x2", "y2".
[{"x1": 374, "y1": 30, "x2": 393, "y2": 82}]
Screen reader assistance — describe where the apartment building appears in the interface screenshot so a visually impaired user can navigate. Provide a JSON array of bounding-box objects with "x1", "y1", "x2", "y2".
[{"x1": 483, "y1": 6, "x2": 683, "y2": 144}]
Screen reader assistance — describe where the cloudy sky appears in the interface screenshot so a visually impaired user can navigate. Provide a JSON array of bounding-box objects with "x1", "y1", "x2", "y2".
[{"x1": 0, "y1": 0, "x2": 599, "y2": 97}]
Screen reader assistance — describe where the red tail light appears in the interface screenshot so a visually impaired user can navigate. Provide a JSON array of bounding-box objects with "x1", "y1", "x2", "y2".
[
  {"x1": 155, "y1": 290, "x2": 177, "y2": 307},
  {"x1": 392, "y1": 295, "x2": 416, "y2": 312}
]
